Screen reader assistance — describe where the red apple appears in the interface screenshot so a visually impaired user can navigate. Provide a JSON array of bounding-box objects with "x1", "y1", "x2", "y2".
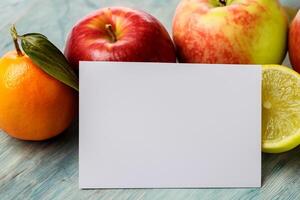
[
  {"x1": 65, "y1": 7, "x2": 176, "y2": 69},
  {"x1": 173, "y1": 0, "x2": 288, "y2": 64},
  {"x1": 289, "y1": 10, "x2": 300, "y2": 72}
]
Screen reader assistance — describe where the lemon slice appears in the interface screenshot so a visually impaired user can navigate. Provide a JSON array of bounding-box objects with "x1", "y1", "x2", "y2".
[{"x1": 262, "y1": 65, "x2": 300, "y2": 153}]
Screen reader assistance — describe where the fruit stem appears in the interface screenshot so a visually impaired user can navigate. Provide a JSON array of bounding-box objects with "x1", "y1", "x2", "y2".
[
  {"x1": 105, "y1": 24, "x2": 117, "y2": 43},
  {"x1": 219, "y1": 0, "x2": 226, "y2": 6},
  {"x1": 10, "y1": 25, "x2": 23, "y2": 57}
]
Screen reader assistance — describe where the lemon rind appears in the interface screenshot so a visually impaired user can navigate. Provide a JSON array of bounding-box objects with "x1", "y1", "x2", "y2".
[{"x1": 262, "y1": 130, "x2": 300, "y2": 153}]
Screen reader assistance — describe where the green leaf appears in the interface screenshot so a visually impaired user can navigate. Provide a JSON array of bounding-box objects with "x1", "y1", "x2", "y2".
[{"x1": 20, "y1": 33, "x2": 79, "y2": 91}]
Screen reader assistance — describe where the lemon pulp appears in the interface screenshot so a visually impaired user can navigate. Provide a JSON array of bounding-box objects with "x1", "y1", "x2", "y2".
[{"x1": 262, "y1": 65, "x2": 300, "y2": 153}]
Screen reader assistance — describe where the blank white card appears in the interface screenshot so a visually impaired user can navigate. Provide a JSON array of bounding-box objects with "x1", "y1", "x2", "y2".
[{"x1": 79, "y1": 62, "x2": 261, "y2": 189}]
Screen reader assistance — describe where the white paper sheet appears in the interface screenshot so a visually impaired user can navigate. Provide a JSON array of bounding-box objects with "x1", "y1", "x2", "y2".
[{"x1": 79, "y1": 62, "x2": 261, "y2": 189}]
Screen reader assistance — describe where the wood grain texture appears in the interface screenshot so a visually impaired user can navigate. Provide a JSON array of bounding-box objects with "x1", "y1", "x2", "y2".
[{"x1": 0, "y1": 0, "x2": 299, "y2": 199}]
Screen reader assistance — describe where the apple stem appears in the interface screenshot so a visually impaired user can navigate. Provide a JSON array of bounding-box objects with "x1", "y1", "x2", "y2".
[
  {"x1": 10, "y1": 25, "x2": 23, "y2": 57},
  {"x1": 105, "y1": 24, "x2": 117, "y2": 43},
  {"x1": 219, "y1": 0, "x2": 226, "y2": 6}
]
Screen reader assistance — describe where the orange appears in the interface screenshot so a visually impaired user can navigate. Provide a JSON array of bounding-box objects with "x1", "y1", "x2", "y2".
[{"x1": 0, "y1": 51, "x2": 76, "y2": 141}]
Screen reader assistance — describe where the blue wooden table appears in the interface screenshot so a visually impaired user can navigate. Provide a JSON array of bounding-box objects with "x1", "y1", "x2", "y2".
[{"x1": 0, "y1": 0, "x2": 300, "y2": 199}]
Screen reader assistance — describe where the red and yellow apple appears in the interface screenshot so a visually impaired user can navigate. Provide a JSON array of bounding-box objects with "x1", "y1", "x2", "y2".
[
  {"x1": 65, "y1": 7, "x2": 176, "y2": 69},
  {"x1": 289, "y1": 10, "x2": 300, "y2": 72},
  {"x1": 173, "y1": 0, "x2": 288, "y2": 64}
]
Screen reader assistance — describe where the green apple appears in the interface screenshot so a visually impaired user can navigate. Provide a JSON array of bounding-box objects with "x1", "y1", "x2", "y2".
[{"x1": 173, "y1": 0, "x2": 288, "y2": 64}]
